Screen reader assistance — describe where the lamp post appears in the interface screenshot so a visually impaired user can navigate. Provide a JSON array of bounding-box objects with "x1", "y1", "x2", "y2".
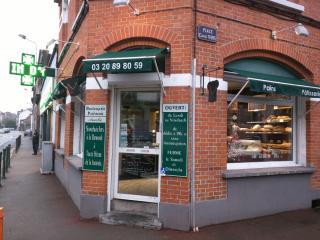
[{"x1": 18, "y1": 34, "x2": 38, "y2": 62}]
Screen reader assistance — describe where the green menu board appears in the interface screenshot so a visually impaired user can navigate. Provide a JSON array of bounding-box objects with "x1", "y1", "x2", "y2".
[
  {"x1": 83, "y1": 105, "x2": 106, "y2": 172},
  {"x1": 161, "y1": 104, "x2": 188, "y2": 177}
]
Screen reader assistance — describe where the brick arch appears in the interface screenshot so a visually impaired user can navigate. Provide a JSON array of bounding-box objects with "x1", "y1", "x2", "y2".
[
  {"x1": 101, "y1": 24, "x2": 178, "y2": 50},
  {"x1": 221, "y1": 39, "x2": 315, "y2": 80},
  {"x1": 105, "y1": 38, "x2": 168, "y2": 52},
  {"x1": 72, "y1": 56, "x2": 86, "y2": 76}
]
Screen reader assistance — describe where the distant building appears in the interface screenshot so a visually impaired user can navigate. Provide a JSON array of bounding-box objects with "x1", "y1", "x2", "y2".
[{"x1": 17, "y1": 109, "x2": 32, "y2": 131}]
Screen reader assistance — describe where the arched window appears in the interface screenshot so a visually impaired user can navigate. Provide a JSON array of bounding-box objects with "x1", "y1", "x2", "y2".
[{"x1": 224, "y1": 58, "x2": 307, "y2": 169}]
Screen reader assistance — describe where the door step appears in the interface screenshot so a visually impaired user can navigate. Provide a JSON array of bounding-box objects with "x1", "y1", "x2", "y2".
[{"x1": 99, "y1": 211, "x2": 162, "y2": 230}]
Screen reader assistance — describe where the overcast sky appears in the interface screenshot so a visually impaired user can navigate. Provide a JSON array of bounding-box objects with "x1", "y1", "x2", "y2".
[{"x1": 0, "y1": 0, "x2": 59, "y2": 113}]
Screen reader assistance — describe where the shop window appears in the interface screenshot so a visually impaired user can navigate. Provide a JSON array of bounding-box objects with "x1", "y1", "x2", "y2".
[
  {"x1": 72, "y1": 84, "x2": 85, "y2": 156},
  {"x1": 225, "y1": 69, "x2": 306, "y2": 169},
  {"x1": 227, "y1": 87, "x2": 295, "y2": 166}
]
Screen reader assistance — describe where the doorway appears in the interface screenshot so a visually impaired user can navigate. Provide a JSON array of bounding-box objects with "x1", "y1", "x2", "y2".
[{"x1": 113, "y1": 89, "x2": 161, "y2": 203}]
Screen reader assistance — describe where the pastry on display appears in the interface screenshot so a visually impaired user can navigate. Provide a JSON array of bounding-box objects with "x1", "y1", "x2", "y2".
[
  {"x1": 263, "y1": 124, "x2": 273, "y2": 130},
  {"x1": 285, "y1": 127, "x2": 292, "y2": 132},
  {"x1": 252, "y1": 124, "x2": 261, "y2": 130},
  {"x1": 273, "y1": 126, "x2": 285, "y2": 132}
]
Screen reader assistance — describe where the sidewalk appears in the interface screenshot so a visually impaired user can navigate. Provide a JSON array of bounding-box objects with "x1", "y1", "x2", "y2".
[{"x1": 1, "y1": 136, "x2": 320, "y2": 240}]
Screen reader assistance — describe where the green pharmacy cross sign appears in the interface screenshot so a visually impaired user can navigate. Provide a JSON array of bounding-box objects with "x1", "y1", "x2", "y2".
[{"x1": 9, "y1": 53, "x2": 46, "y2": 86}]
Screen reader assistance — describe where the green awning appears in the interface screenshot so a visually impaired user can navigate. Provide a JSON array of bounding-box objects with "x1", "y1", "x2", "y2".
[
  {"x1": 225, "y1": 67, "x2": 320, "y2": 98},
  {"x1": 83, "y1": 48, "x2": 168, "y2": 74},
  {"x1": 52, "y1": 82, "x2": 67, "y2": 100}
]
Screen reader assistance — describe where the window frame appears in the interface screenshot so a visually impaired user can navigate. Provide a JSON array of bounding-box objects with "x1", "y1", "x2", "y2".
[{"x1": 226, "y1": 81, "x2": 306, "y2": 170}]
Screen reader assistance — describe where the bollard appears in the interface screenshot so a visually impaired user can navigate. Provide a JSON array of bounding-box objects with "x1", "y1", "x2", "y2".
[
  {"x1": 7, "y1": 145, "x2": 11, "y2": 168},
  {"x1": 2, "y1": 149, "x2": 6, "y2": 179},
  {"x1": 0, "y1": 152, "x2": 2, "y2": 186},
  {"x1": 0, "y1": 207, "x2": 3, "y2": 240}
]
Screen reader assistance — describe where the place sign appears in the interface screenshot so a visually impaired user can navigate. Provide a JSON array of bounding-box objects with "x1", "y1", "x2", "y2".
[
  {"x1": 161, "y1": 104, "x2": 188, "y2": 177},
  {"x1": 197, "y1": 25, "x2": 217, "y2": 43},
  {"x1": 83, "y1": 105, "x2": 107, "y2": 172}
]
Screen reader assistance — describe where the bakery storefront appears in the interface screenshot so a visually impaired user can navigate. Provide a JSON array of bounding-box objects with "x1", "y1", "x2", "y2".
[
  {"x1": 224, "y1": 58, "x2": 320, "y2": 169},
  {"x1": 82, "y1": 48, "x2": 167, "y2": 204}
]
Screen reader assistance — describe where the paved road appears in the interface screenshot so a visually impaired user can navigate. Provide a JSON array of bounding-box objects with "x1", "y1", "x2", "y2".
[
  {"x1": 0, "y1": 131, "x2": 21, "y2": 150},
  {"x1": 1, "y1": 136, "x2": 320, "y2": 240}
]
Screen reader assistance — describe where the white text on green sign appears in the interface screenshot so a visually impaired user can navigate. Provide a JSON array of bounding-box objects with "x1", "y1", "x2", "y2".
[{"x1": 9, "y1": 62, "x2": 46, "y2": 77}]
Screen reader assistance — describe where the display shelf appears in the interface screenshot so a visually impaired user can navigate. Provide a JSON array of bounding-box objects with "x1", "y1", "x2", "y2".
[
  {"x1": 246, "y1": 120, "x2": 291, "y2": 124},
  {"x1": 244, "y1": 131, "x2": 290, "y2": 134}
]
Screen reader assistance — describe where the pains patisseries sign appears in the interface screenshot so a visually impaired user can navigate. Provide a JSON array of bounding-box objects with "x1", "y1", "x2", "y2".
[{"x1": 9, "y1": 53, "x2": 46, "y2": 86}]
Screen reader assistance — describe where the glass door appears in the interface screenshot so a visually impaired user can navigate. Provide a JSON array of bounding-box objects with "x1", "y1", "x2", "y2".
[{"x1": 114, "y1": 90, "x2": 161, "y2": 202}]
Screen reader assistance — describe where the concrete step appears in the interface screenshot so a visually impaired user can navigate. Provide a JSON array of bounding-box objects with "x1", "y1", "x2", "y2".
[
  {"x1": 99, "y1": 211, "x2": 162, "y2": 230},
  {"x1": 111, "y1": 199, "x2": 157, "y2": 215}
]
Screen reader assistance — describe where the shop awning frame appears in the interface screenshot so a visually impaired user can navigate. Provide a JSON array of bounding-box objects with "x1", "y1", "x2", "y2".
[
  {"x1": 225, "y1": 67, "x2": 320, "y2": 98},
  {"x1": 82, "y1": 48, "x2": 168, "y2": 96},
  {"x1": 59, "y1": 77, "x2": 86, "y2": 105},
  {"x1": 225, "y1": 67, "x2": 320, "y2": 115}
]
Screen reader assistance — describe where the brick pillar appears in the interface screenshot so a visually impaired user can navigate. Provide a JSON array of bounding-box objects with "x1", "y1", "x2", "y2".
[
  {"x1": 160, "y1": 87, "x2": 191, "y2": 204},
  {"x1": 307, "y1": 101, "x2": 320, "y2": 189},
  {"x1": 80, "y1": 89, "x2": 109, "y2": 219},
  {"x1": 82, "y1": 89, "x2": 109, "y2": 195},
  {"x1": 64, "y1": 101, "x2": 74, "y2": 157}
]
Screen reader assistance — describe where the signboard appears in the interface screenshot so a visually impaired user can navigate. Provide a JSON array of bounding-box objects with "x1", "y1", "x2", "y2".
[
  {"x1": 83, "y1": 105, "x2": 107, "y2": 172},
  {"x1": 86, "y1": 59, "x2": 153, "y2": 74},
  {"x1": 39, "y1": 78, "x2": 53, "y2": 114},
  {"x1": 197, "y1": 25, "x2": 217, "y2": 43},
  {"x1": 9, "y1": 53, "x2": 47, "y2": 86},
  {"x1": 161, "y1": 104, "x2": 188, "y2": 177}
]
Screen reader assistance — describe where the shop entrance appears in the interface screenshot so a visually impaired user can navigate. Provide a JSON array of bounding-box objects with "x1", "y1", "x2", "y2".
[{"x1": 113, "y1": 89, "x2": 161, "y2": 203}]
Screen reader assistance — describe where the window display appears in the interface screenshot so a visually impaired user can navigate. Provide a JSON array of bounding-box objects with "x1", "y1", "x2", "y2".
[{"x1": 227, "y1": 100, "x2": 294, "y2": 163}]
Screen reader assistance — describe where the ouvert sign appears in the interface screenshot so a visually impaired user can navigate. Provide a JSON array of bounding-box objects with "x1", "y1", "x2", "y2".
[
  {"x1": 83, "y1": 105, "x2": 107, "y2": 172},
  {"x1": 161, "y1": 104, "x2": 188, "y2": 177}
]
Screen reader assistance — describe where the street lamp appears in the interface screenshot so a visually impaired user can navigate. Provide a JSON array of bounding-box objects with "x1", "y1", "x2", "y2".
[
  {"x1": 45, "y1": 38, "x2": 80, "y2": 49},
  {"x1": 113, "y1": 0, "x2": 140, "y2": 16},
  {"x1": 18, "y1": 34, "x2": 38, "y2": 62}
]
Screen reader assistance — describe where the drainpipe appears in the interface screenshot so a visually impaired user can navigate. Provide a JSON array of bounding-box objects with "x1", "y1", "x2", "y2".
[{"x1": 191, "y1": 0, "x2": 198, "y2": 232}]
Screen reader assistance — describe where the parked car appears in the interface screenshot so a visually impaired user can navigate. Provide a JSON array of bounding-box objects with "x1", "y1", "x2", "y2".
[{"x1": 24, "y1": 129, "x2": 32, "y2": 136}]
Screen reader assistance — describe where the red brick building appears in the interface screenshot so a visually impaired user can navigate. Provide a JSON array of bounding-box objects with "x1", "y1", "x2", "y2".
[{"x1": 52, "y1": 0, "x2": 320, "y2": 230}]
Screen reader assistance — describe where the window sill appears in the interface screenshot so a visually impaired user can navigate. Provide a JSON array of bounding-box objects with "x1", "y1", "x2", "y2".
[
  {"x1": 55, "y1": 148, "x2": 65, "y2": 158},
  {"x1": 65, "y1": 155, "x2": 82, "y2": 171},
  {"x1": 222, "y1": 166, "x2": 315, "y2": 179}
]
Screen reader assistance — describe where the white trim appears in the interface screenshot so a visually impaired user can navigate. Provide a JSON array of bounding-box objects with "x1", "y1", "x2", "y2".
[
  {"x1": 86, "y1": 73, "x2": 228, "y2": 90},
  {"x1": 107, "y1": 73, "x2": 161, "y2": 87},
  {"x1": 228, "y1": 161, "x2": 301, "y2": 170},
  {"x1": 163, "y1": 74, "x2": 227, "y2": 90},
  {"x1": 107, "y1": 88, "x2": 115, "y2": 212},
  {"x1": 86, "y1": 77, "x2": 108, "y2": 90},
  {"x1": 269, "y1": 0, "x2": 304, "y2": 12},
  {"x1": 66, "y1": 95, "x2": 72, "y2": 104},
  {"x1": 310, "y1": 98, "x2": 320, "y2": 102}
]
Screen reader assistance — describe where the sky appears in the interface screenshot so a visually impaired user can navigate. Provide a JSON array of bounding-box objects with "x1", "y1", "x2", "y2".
[{"x1": 0, "y1": 0, "x2": 59, "y2": 113}]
